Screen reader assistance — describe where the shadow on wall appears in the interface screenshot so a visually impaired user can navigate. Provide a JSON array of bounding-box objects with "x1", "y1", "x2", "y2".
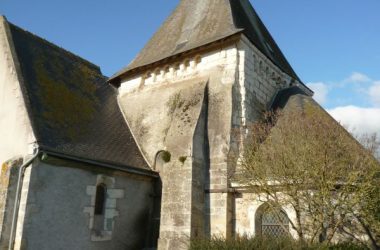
[{"x1": 192, "y1": 86, "x2": 211, "y2": 237}]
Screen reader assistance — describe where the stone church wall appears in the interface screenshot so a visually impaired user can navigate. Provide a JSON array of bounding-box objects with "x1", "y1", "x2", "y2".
[
  {"x1": 232, "y1": 35, "x2": 311, "y2": 238},
  {"x1": 119, "y1": 43, "x2": 240, "y2": 249},
  {"x1": 15, "y1": 159, "x2": 156, "y2": 250},
  {"x1": 236, "y1": 35, "x2": 308, "y2": 127},
  {"x1": 118, "y1": 34, "x2": 312, "y2": 248},
  {"x1": 234, "y1": 192, "x2": 298, "y2": 238},
  {"x1": 0, "y1": 158, "x2": 23, "y2": 249}
]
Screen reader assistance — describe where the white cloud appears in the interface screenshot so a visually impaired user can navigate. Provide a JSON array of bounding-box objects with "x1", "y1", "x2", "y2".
[
  {"x1": 369, "y1": 81, "x2": 380, "y2": 107},
  {"x1": 344, "y1": 72, "x2": 371, "y2": 83},
  {"x1": 328, "y1": 106, "x2": 380, "y2": 135},
  {"x1": 306, "y1": 82, "x2": 328, "y2": 104}
]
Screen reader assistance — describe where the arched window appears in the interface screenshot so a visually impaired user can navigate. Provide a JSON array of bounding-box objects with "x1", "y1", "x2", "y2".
[
  {"x1": 94, "y1": 184, "x2": 107, "y2": 215},
  {"x1": 255, "y1": 203, "x2": 289, "y2": 238}
]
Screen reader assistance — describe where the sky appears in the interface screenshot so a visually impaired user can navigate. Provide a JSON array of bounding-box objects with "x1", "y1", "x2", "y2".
[{"x1": 1, "y1": 0, "x2": 380, "y2": 136}]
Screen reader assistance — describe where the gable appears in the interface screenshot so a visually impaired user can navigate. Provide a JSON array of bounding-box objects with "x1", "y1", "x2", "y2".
[{"x1": 0, "y1": 16, "x2": 36, "y2": 164}]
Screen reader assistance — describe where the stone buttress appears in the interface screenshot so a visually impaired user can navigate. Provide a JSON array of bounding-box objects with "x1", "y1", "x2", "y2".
[{"x1": 110, "y1": 1, "x2": 312, "y2": 249}]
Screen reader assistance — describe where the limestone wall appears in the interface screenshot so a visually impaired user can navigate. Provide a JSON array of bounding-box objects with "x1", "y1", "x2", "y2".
[
  {"x1": 232, "y1": 35, "x2": 312, "y2": 238},
  {"x1": 0, "y1": 158, "x2": 22, "y2": 249},
  {"x1": 16, "y1": 159, "x2": 156, "y2": 250},
  {"x1": 234, "y1": 192, "x2": 298, "y2": 238},
  {"x1": 119, "y1": 44, "x2": 239, "y2": 249},
  {"x1": 117, "y1": 33, "x2": 311, "y2": 248},
  {"x1": 0, "y1": 17, "x2": 36, "y2": 166},
  {"x1": 236, "y1": 35, "x2": 311, "y2": 127}
]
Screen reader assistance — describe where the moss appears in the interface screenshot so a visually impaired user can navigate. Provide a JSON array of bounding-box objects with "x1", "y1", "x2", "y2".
[
  {"x1": 0, "y1": 158, "x2": 22, "y2": 191},
  {"x1": 161, "y1": 151, "x2": 171, "y2": 163},
  {"x1": 11, "y1": 25, "x2": 103, "y2": 142},
  {"x1": 0, "y1": 162, "x2": 10, "y2": 188},
  {"x1": 31, "y1": 46, "x2": 101, "y2": 140},
  {"x1": 182, "y1": 93, "x2": 202, "y2": 113},
  {"x1": 179, "y1": 156, "x2": 187, "y2": 164},
  {"x1": 166, "y1": 92, "x2": 185, "y2": 115}
]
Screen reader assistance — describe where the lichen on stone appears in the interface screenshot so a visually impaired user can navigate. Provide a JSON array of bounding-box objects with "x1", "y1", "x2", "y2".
[
  {"x1": 160, "y1": 151, "x2": 171, "y2": 163},
  {"x1": 35, "y1": 54, "x2": 99, "y2": 140},
  {"x1": 166, "y1": 92, "x2": 185, "y2": 115},
  {"x1": 178, "y1": 156, "x2": 187, "y2": 164}
]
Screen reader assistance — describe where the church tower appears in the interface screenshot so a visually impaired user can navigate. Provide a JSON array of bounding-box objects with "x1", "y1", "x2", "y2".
[{"x1": 109, "y1": 1, "x2": 312, "y2": 249}]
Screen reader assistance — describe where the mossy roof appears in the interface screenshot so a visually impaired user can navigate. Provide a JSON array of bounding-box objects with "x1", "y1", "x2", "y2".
[
  {"x1": 109, "y1": 0, "x2": 301, "y2": 85},
  {"x1": 270, "y1": 86, "x2": 309, "y2": 111},
  {"x1": 270, "y1": 86, "x2": 370, "y2": 155},
  {"x1": 5, "y1": 19, "x2": 149, "y2": 170}
]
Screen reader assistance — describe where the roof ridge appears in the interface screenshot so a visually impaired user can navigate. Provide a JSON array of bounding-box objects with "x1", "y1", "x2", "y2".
[{"x1": 7, "y1": 20, "x2": 102, "y2": 73}]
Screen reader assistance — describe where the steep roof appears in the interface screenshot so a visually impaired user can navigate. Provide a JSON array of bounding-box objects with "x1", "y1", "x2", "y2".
[
  {"x1": 270, "y1": 88, "x2": 379, "y2": 163},
  {"x1": 3, "y1": 17, "x2": 149, "y2": 170},
  {"x1": 109, "y1": 0, "x2": 300, "y2": 84},
  {"x1": 270, "y1": 86, "x2": 309, "y2": 111}
]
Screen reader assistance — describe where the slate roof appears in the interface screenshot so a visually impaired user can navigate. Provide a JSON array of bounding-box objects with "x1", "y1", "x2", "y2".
[
  {"x1": 4, "y1": 18, "x2": 149, "y2": 170},
  {"x1": 109, "y1": 0, "x2": 301, "y2": 84},
  {"x1": 269, "y1": 87, "x2": 379, "y2": 161},
  {"x1": 270, "y1": 86, "x2": 309, "y2": 111}
]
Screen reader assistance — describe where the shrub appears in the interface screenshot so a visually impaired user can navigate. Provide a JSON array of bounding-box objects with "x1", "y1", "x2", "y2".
[{"x1": 189, "y1": 236, "x2": 368, "y2": 250}]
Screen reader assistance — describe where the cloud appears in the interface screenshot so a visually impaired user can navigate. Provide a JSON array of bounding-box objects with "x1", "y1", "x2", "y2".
[
  {"x1": 344, "y1": 72, "x2": 371, "y2": 83},
  {"x1": 328, "y1": 106, "x2": 380, "y2": 135},
  {"x1": 369, "y1": 81, "x2": 380, "y2": 107},
  {"x1": 306, "y1": 82, "x2": 328, "y2": 104}
]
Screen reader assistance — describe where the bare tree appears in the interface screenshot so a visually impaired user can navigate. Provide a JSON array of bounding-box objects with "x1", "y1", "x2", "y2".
[{"x1": 237, "y1": 103, "x2": 380, "y2": 249}]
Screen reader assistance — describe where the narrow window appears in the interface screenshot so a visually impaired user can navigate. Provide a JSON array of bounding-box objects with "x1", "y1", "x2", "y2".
[{"x1": 94, "y1": 184, "x2": 106, "y2": 215}]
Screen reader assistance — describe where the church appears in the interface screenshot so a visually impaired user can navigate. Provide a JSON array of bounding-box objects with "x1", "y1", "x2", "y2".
[{"x1": 0, "y1": 1, "x2": 359, "y2": 250}]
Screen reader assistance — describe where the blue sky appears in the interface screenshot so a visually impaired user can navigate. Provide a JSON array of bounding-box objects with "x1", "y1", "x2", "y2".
[{"x1": 1, "y1": 0, "x2": 380, "y2": 135}]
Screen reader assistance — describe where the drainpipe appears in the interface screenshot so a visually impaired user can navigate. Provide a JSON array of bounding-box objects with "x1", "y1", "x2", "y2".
[{"x1": 8, "y1": 149, "x2": 40, "y2": 250}]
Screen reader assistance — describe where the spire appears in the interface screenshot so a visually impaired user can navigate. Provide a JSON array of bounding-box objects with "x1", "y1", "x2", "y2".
[{"x1": 109, "y1": 0, "x2": 300, "y2": 84}]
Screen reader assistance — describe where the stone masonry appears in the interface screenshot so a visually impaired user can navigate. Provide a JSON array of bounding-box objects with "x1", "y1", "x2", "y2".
[{"x1": 117, "y1": 30, "x2": 312, "y2": 249}]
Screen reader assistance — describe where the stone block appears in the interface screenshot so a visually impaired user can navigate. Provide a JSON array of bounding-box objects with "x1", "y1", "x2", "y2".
[
  {"x1": 107, "y1": 189, "x2": 124, "y2": 199},
  {"x1": 86, "y1": 185, "x2": 96, "y2": 195},
  {"x1": 105, "y1": 198, "x2": 117, "y2": 208},
  {"x1": 105, "y1": 208, "x2": 119, "y2": 218}
]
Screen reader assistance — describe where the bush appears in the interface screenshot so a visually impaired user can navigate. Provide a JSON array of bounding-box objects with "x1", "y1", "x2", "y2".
[{"x1": 189, "y1": 236, "x2": 368, "y2": 250}]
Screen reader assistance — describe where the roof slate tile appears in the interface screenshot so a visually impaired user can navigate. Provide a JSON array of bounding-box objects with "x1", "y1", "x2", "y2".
[
  {"x1": 109, "y1": 0, "x2": 301, "y2": 84},
  {"x1": 6, "y1": 21, "x2": 149, "y2": 170}
]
